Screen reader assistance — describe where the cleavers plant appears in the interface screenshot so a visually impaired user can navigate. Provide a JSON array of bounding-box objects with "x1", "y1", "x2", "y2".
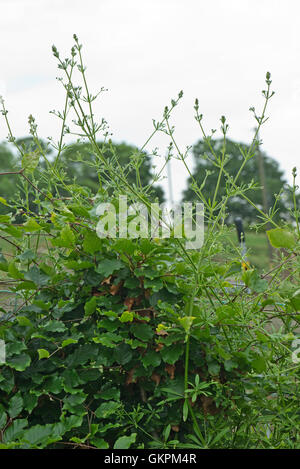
[{"x1": 0, "y1": 35, "x2": 299, "y2": 449}]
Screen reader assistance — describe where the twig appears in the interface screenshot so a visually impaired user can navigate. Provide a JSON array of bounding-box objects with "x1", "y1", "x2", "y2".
[
  {"x1": 0, "y1": 234, "x2": 21, "y2": 251},
  {"x1": 0, "y1": 170, "x2": 23, "y2": 176},
  {"x1": 57, "y1": 441, "x2": 97, "y2": 449},
  {"x1": 21, "y1": 171, "x2": 53, "y2": 202},
  {"x1": 261, "y1": 253, "x2": 296, "y2": 279}
]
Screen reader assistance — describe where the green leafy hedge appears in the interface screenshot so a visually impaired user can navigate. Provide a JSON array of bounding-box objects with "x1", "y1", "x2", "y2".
[
  {"x1": 0, "y1": 218, "x2": 299, "y2": 448},
  {"x1": 0, "y1": 36, "x2": 299, "y2": 449}
]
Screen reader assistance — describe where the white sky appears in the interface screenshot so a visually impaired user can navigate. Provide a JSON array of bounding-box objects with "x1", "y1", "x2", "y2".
[{"x1": 0, "y1": 0, "x2": 299, "y2": 202}]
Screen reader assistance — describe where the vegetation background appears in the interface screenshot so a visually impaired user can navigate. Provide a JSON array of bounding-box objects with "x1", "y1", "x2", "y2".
[{"x1": 0, "y1": 0, "x2": 299, "y2": 451}]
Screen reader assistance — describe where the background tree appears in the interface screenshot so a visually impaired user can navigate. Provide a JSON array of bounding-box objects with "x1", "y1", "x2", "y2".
[
  {"x1": 0, "y1": 143, "x2": 19, "y2": 214},
  {"x1": 182, "y1": 138, "x2": 288, "y2": 223},
  {"x1": 0, "y1": 139, "x2": 164, "y2": 209},
  {"x1": 58, "y1": 141, "x2": 164, "y2": 201}
]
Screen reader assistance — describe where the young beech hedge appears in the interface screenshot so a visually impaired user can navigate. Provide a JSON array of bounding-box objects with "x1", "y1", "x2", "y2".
[{"x1": 0, "y1": 226, "x2": 299, "y2": 449}]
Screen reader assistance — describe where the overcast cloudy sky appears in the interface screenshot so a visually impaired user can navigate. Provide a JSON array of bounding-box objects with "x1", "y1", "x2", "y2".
[{"x1": 0, "y1": 0, "x2": 299, "y2": 202}]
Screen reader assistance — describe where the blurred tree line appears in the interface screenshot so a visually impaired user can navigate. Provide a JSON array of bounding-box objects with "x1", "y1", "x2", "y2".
[
  {"x1": 183, "y1": 138, "x2": 297, "y2": 223},
  {"x1": 0, "y1": 139, "x2": 164, "y2": 215},
  {"x1": 0, "y1": 137, "x2": 297, "y2": 223}
]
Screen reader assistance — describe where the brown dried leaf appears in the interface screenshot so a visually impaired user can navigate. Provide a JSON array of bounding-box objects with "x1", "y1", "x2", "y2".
[
  {"x1": 201, "y1": 396, "x2": 219, "y2": 416},
  {"x1": 156, "y1": 329, "x2": 168, "y2": 337},
  {"x1": 155, "y1": 343, "x2": 164, "y2": 352},
  {"x1": 124, "y1": 297, "x2": 135, "y2": 311},
  {"x1": 110, "y1": 282, "x2": 122, "y2": 296},
  {"x1": 165, "y1": 364, "x2": 175, "y2": 380},
  {"x1": 135, "y1": 295, "x2": 142, "y2": 306},
  {"x1": 101, "y1": 276, "x2": 112, "y2": 285},
  {"x1": 126, "y1": 368, "x2": 137, "y2": 385},
  {"x1": 92, "y1": 290, "x2": 106, "y2": 297},
  {"x1": 151, "y1": 373, "x2": 161, "y2": 386}
]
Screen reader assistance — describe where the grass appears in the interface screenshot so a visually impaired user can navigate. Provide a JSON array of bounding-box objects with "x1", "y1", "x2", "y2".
[
  {"x1": 0, "y1": 225, "x2": 271, "y2": 315},
  {"x1": 235, "y1": 230, "x2": 271, "y2": 271},
  {"x1": 0, "y1": 227, "x2": 271, "y2": 270}
]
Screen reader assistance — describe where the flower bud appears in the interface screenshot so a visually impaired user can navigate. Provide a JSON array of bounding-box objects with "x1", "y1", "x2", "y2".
[{"x1": 52, "y1": 45, "x2": 59, "y2": 57}]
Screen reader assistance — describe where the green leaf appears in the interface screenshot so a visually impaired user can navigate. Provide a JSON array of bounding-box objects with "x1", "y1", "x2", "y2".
[
  {"x1": 62, "y1": 338, "x2": 78, "y2": 348},
  {"x1": 95, "y1": 401, "x2": 120, "y2": 419},
  {"x1": 22, "y1": 424, "x2": 61, "y2": 447},
  {"x1": 0, "y1": 214, "x2": 11, "y2": 223},
  {"x1": 252, "y1": 356, "x2": 267, "y2": 373},
  {"x1": 61, "y1": 225, "x2": 76, "y2": 246},
  {"x1": 224, "y1": 359, "x2": 238, "y2": 372},
  {"x1": 7, "y1": 354, "x2": 31, "y2": 371},
  {"x1": 207, "y1": 360, "x2": 220, "y2": 376},
  {"x1": 22, "y1": 150, "x2": 40, "y2": 173},
  {"x1": 6, "y1": 341, "x2": 27, "y2": 356},
  {"x1": 38, "y1": 349, "x2": 50, "y2": 360},
  {"x1": 131, "y1": 324, "x2": 154, "y2": 342},
  {"x1": 139, "y1": 239, "x2": 154, "y2": 254},
  {"x1": 62, "y1": 369, "x2": 82, "y2": 393},
  {"x1": 84, "y1": 296, "x2": 97, "y2": 316},
  {"x1": 33, "y1": 300, "x2": 50, "y2": 311},
  {"x1": 0, "y1": 412, "x2": 7, "y2": 428},
  {"x1": 98, "y1": 318, "x2": 118, "y2": 332},
  {"x1": 112, "y1": 239, "x2": 136, "y2": 255},
  {"x1": 52, "y1": 225, "x2": 76, "y2": 248},
  {"x1": 143, "y1": 277, "x2": 163, "y2": 292},
  {"x1": 43, "y1": 376, "x2": 63, "y2": 394},
  {"x1": 290, "y1": 289, "x2": 300, "y2": 311},
  {"x1": 210, "y1": 428, "x2": 229, "y2": 446},
  {"x1": 14, "y1": 281, "x2": 36, "y2": 291},
  {"x1": 0, "y1": 370, "x2": 14, "y2": 393},
  {"x1": 24, "y1": 266, "x2": 49, "y2": 286},
  {"x1": 0, "y1": 253, "x2": 8, "y2": 272},
  {"x1": 1, "y1": 224, "x2": 23, "y2": 238},
  {"x1": 136, "y1": 267, "x2": 160, "y2": 279},
  {"x1": 18, "y1": 249, "x2": 36, "y2": 262},
  {"x1": 255, "y1": 331, "x2": 269, "y2": 343},
  {"x1": 8, "y1": 394, "x2": 23, "y2": 419},
  {"x1": 248, "y1": 271, "x2": 268, "y2": 293},
  {"x1": 0, "y1": 197, "x2": 9, "y2": 206},
  {"x1": 141, "y1": 350, "x2": 161, "y2": 368},
  {"x1": 96, "y1": 258, "x2": 123, "y2": 277},
  {"x1": 43, "y1": 320, "x2": 66, "y2": 333},
  {"x1": 23, "y1": 394, "x2": 38, "y2": 413},
  {"x1": 16, "y1": 316, "x2": 33, "y2": 328},
  {"x1": 124, "y1": 277, "x2": 140, "y2": 289},
  {"x1": 161, "y1": 344, "x2": 183, "y2": 364},
  {"x1": 267, "y1": 228, "x2": 296, "y2": 249},
  {"x1": 65, "y1": 344, "x2": 98, "y2": 368},
  {"x1": 68, "y1": 203, "x2": 91, "y2": 218},
  {"x1": 113, "y1": 433, "x2": 136, "y2": 449},
  {"x1": 183, "y1": 400, "x2": 188, "y2": 422},
  {"x1": 23, "y1": 218, "x2": 42, "y2": 232},
  {"x1": 3, "y1": 419, "x2": 28, "y2": 443},
  {"x1": 40, "y1": 262, "x2": 55, "y2": 277},
  {"x1": 63, "y1": 392, "x2": 87, "y2": 413},
  {"x1": 8, "y1": 262, "x2": 24, "y2": 280},
  {"x1": 64, "y1": 260, "x2": 93, "y2": 271},
  {"x1": 119, "y1": 311, "x2": 133, "y2": 323},
  {"x1": 99, "y1": 386, "x2": 120, "y2": 401},
  {"x1": 178, "y1": 316, "x2": 195, "y2": 333},
  {"x1": 83, "y1": 230, "x2": 102, "y2": 254},
  {"x1": 163, "y1": 424, "x2": 171, "y2": 441},
  {"x1": 114, "y1": 343, "x2": 132, "y2": 365},
  {"x1": 91, "y1": 437, "x2": 109, "y2": 449}
]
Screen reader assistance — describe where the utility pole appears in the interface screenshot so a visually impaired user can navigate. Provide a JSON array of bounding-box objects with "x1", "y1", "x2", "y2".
[
  {"x1": 167, "y1": 158, "x2": 174, "y2": 207},
  {"x1": 256, "y1": 130, "x2": 273, "y2": 263}
]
